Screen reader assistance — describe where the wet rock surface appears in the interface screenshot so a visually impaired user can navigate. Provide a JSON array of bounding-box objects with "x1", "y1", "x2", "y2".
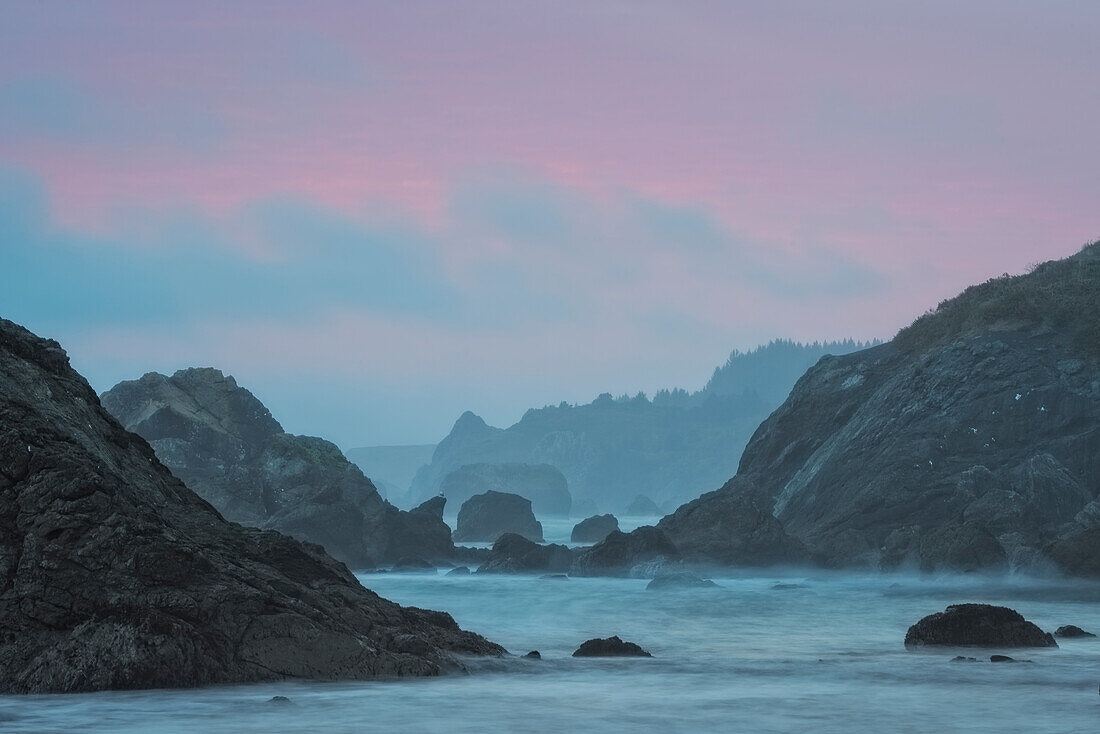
[
  {"x1": 572, "y1": 636, "x2": 653, "y2": 658},
  {"x1": 904, "y1": 604, "x2": 1057, "y2": 648},
  {"x1": 452, "y1": 491, "x2": 543, "y2": 543}
]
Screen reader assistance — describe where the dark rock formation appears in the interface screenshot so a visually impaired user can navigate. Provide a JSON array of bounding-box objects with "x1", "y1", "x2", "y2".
[
  {"x1": 666, "y1": 243, "x2": 1100, "y2": 573},
  {"x1": 0, "y1": 317, "x2": 504, "y2": 694},
  {"x1": 1053, "y1": 625, "x2": 1095, "y2": 638},
  {"x1": 624, "y1": 495, "x2": 661, "y2": 516},
  {"x1": 989, "y1": 655, "x2": 1017, "y2": 662},
  {"x1": 904, "y1": 604, "x2": 1057, "y2": 648},
  {"x1": 452, "y1": 491, "x2": 543, "y2": 543},
  {"x1": 571, "y1": 527, "x2": 680, "y2": 577},
  {"x1": 572, "y1": 636, "x2": 652, "y2": 658},
  {"x1": 658, "y1": 480, "x2": 809, "y2": 566},
  {"x1": 445, "y1": 566, "x2": 471, "y2": 576},
  {"x1": 571, "y1": 514, "x2": 619, "y2": 543},
  {"x1": 476, "y1": 533, "x2": 574, "y2": 574},
  {"x1": 440, "y1": 463, "x2": 571, "y2": 516},
  {"x1": 101, "y1": 369, "x2": 454, "y2": 568},
  {"x1": 524, "y1": 651, "x2": 541, "y2": 659},
  {"x1": 645, "y1": 572, "x2": 718, "y2": 590}
]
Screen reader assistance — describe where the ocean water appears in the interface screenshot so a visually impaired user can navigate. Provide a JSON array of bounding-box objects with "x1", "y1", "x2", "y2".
[{"x1": 4, "y1": 522, "x2": 1100, "y2": 733}]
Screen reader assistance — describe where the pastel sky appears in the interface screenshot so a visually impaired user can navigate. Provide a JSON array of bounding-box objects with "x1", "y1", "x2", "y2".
[{"x1": 2, "y1": 1, "x2": 1098, "y2": 446}]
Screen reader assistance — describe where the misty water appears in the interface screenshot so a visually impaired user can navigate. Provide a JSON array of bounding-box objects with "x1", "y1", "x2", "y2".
[{"x1": 5, "y1": 520, "x2": 1100, "y2": 733}]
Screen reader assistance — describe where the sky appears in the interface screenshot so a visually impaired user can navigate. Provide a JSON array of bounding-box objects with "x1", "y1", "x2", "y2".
[{"x1": 1, "y1": 1, "x2": 1098, "y2": 447}]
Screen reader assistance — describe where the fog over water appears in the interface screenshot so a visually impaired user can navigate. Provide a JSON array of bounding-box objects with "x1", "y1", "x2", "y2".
[{"x1": 6, "y1": 515, "x2": 1100, "y2": 734}]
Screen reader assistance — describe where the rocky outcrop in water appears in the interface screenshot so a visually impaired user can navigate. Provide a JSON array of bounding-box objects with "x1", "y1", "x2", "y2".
[
  {"x1": 572, "y1": 636, "x2": 653, "y2": 657},
  {"x1": 452, "y1": 491, "x2": 543, "y2": 543},
  {"x1": 571, "y1": 514, "x2": 619, "y2": 543},
  {"x1": 904, "y1": 604, "x2": 1057, "y2": 648},
  {"x1": 440, "y1": 463, "x2": 571, "y2": 516},
  {"x1": 570, "y1": 527, "x2": 680, "y2": 577},
  {"x1": 645, "y1": 572, "x2": 718, "y2": 590},
  {"x1": 476, "y1": 533, "x2": 574, "y2": 574},
  {"x1": 101, "y1": 369, "x2": 453, "y2": 568},
  {"x1": 0, "y1": 317, "x2": 504, "y2": 694},
  {"x1": 1053, "y1": 625, "x2": 1095, "y2": 638},
  {"x1": 666, "y1": 243, "x2": 1100, "y2": 574}
]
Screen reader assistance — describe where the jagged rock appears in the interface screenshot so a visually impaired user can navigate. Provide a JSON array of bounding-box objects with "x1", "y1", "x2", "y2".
[
  {"x1": 571, "y1": 527, "x2": 680, "y2": 577},
  {"x1": 572, "y1": 637, "x2": 652, "y2": 658},
  {"x1": 476, "y1": 533, "x2": 574, "y2": 574},
  {"x1": 440, "y1": 463, "x2": 571, "y2": 516},
  {"x1": 1053, "y1": 625, "x2": 1095, "y2": 638},
  {"x1": 0, "y1": 317, "x2": 504, "y2": 694},
  {"x1": 645, "y1": 572, "x2": 718, "y2": 590},
  {"x1": 674, "y1": 243, "x2": 1100, "y2": 572},
  {"x1": 101, "y1": 369, "x2": 454, "y2": 568},
  {"x1": 571, "y1": 514, "x2": 619, "y2": 543},
  {"x1": 453, "y1": 491, "x2": 543, "y2": 543},
  {"x1": 904, "y1": 604, "x2": 1057, "y2": 648},
  {"x1": 658, "y1": 480, "x2": 809, "y2": 566},
  {"x1": 445, "y1": 566, "x2": 471, "y2": 576},
  {"x1": 623, "y1": 495, "x2": 662, "y2": 516}
]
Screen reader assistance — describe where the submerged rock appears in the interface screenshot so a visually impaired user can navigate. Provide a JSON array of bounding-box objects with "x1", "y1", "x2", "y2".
[
  {"x1": 452, "y1": 491, "x2": 544, "y2": 543},
  {"x1": 571, "y1": 527, "x2": 681, "y2": 577},
  {"x1": 904, "y1": 604, "x2": 1057, "y2": 648},
  {"x1": 0, "y1": 317, "x2": 505, "y2": 694},
  {"x1": 1053, "y1": 625, "x2": 1096, "y2": 638},
  {"x1": 645, "y1": 572, "x2": 718, "y2": 590},
  {"x1": 571, "y1": 514, "x2": 619, "y2": 543},
  {"x1": 476, "y1": 533, "x2": 574, "y2": 574},
  {"x1": 573, "y1": 636, "x2": 653, "y2": 658}
]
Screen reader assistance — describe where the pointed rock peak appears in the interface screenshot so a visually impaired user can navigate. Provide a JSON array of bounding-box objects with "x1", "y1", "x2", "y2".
[{"x1": 412, "y1": 495, "x2": 447, "y2": 518}]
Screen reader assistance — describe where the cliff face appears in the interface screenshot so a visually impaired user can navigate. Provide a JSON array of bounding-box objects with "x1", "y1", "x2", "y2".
[
  {"x1": 0, "y1": 318, "x2": 503, "y2": 694},
  {"x1": 671, "y1": 243, "x2": 1100, "y2": 574},
  {"x1": 102, "y1": 369, "x2": 453, "y2": 568}
]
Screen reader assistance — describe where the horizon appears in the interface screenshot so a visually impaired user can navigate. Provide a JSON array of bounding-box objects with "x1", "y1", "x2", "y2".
[{"x1": 2, "y1": 1, "x2": 1098, "y2": 446}]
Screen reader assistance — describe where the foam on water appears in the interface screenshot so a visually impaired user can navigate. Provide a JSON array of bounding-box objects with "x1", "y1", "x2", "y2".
[{"x1": 4, "y1": 568, "x2": 1100, "y2": 733}]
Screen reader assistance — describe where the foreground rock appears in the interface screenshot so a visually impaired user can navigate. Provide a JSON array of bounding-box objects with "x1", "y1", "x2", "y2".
[
  {"x1": 573, "y1": 637, "x2": 653, "y2": 658},
  {"x1": 1054, "y1": 625, "x2": 1096, "y2": 638},
  {"x1": 571, "y1": 527, "x2": 680, "y2": 577},
  {"x1": 476, "y1": 533, "x2": 574, "y2": 574},
  {"x1": 646, "y1": 572, "x2": 718, "y2": 590},
  {"x1": 0, "y1": 317, "x2": 504, "y2": 694},
  {"x1": 904, "y1": 604, "x2": 1057, "y2": 648},
  {"x1": 440, "y1": 463, "x2": 571, "y2": 516},
  {"x1": 453, "y1": 491, "x2": 544, "y2": 543},
  {"x1": 666, "y1": 242, "x2": 1100, "y2": 573},
  {"x1": 102, "y1": 369, "x2": 453, "y2": 568},
  {"x1": 571, "y1": 514, "x2": 619, "y2": 543}
]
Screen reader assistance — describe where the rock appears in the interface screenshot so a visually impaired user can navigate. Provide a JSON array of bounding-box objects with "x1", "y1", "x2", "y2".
[
  {"x1": 673, "y1": 243, "x2": 1100, "y2": 572},
  {"x1": 571, "y1": 527, "x2": 681, "y2": 577},
  {"x1": 523, "y1": 651, "x2": 541, "y2": 659},
  {"x1": 453, "y1": 491, "x2": 543, "y2": 543},
  {"x1": 624, "y1": 495, "x2": 662, "y2": 516},
  {"x1": 658, "y1": 480, "x2": 810, "y2": 566},
  {"x1": 904, "y1": 604, "x2": 1058, "y2": 648},
  {"x1": 101, "y1": 369, "x2": 454, "y2": 568},
  {"x1": 440, "y1": 463, "x2": 571, "y2": 516},
  {"x1": 540, "y1": 573, "x2": 569, "y2": 580},
  {"x1": 571, "y1": 514, "x2": 619, "y2": 543},
  {"x1": 989, "y1": 655, "x2": 1017, "y2": 663},
  {"x1": 645, "y1": 572, "x2": 718, "y2": 590},
  {"x1": 476, "y1": 533, "x2": 574, "y2": 574},
  {"x1": 0, "y1": 317, "x2": 505, "y2": 694},
  {"x1": 951, "y1": 656, "x2": 978, "y2": 662},
  {"x1": 572, "y1": 636, "x2": 653, "y2": 658},
  {"x1": 1053, "y1": 625, "x2": 1096, "y2": 638},
  {"x1": 881, "y1": 522, "x2": 1008, "y2": 573},
  {"x1": 269, "y1": 696, "x2": 292, "y2": 704},
  {"x1": 445, "y1": 566, "x2": 471, "y2": 576},
  {"x1": 392, "y1": 557, "x2": 436, "y2": 573}
]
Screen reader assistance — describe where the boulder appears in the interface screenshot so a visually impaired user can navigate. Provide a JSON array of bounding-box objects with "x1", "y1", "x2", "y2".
[
  {"x1": 645, "y1": 572, "x2": 718, "y2": 590},
  {"x1": 904, "y1": 604, "x2": 1057, "y2": 648},
  {"x1": 523, "y1": 651, "x2": 541, "y2": 659},
  {"x1": 0, "y1": 317, "x2": 504, "y2": 694},
  {"x1": 571, "y1": 514, "x2": 619, "y2": 543},
  {"x1": 571, "y1": 526, "x2": 680, "y2": 577},
  {"x1": 453, "y1": 491, "x2": 543, "y2": 543},
  {"x1": 440, "y1": 463, "x2": 571, "y2": 516},
  {"x1": 476, "y1": 533, "x2": 574, "y2": 574},
  {"x1": 102, "y1": 369, "x2": 454, "y2": 567},
  {"x1": 1053, "y1": 625, "x2": 1095, "y2": 638},
  {"x1": 623, "y1": 495, "x2": 662, "y2": 516},
  {"x1": 572, "y1": 636, "x2": 652, "y2": 658}
]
